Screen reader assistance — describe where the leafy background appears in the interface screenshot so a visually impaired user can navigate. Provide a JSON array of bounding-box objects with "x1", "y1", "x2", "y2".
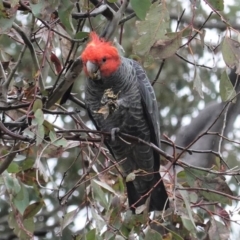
[{"x1": 0, "y1": 0, "x2": 240, "y2": 239}]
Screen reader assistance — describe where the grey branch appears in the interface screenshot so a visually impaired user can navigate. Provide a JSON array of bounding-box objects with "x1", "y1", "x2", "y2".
[
  {"x1": 73, "y1": 0, "x2": 129, "y2": 40},
  {"x1": 169, "y1": 12, "x2": 240, "y2": 31},
  {"x1": 72, "y1": 4, "x2": 109, "y2": 19},
  {"x1": 100, "y1": 0, "x2": 130, "y2": 40},
  {"x1": 0, "y1": 142, "x2": 20, "y2": 174},
  {"x1": 45, "y1": 58, "x2": 83, "y2": 109}
]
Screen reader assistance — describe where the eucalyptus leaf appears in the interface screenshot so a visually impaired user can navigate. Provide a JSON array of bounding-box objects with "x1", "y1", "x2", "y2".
[
  {"x1": 208, "y1": 218, "x2": 229, "y2": 240},
  {"x1": 23, "y1": 201, "x2": 45, "y2": 219},
  {"x1": 36, "y1": 124, "x2": 45, "y2": 146},
  {"x1": 145, "y1": 229, "x2": 162, "y2": 240},
  {"x1": 13, "y1": 183, "x2": 29, "y2": 215},
  {"x1": 58, "y1": 0, "x2": 74, "y2": 34},
  {"x1": 193, "y1": 68, "x2": 204, "y2": 99},
  {"x1": 34, "y1": 109, "x2": 44, "y2": 125},
  {"x1": 207, "y1": 0, "x2": 224, "y2": 11},
  {"x1": 220, "y1": 70, "x2": 236, "y2": 102},
  {"x1": 178, "y1": 184, "x2": 197, "y2": 232},
  {"x1": 222, "y1": 36, "x2": 240, "y2": 74},
  {"x1": 32, "y1": 99, "x2": 43, "y2": 112},
  {"x1": 91, "y1": 180, "x2": 108, "y2": 209},
  {"x1": 130, "y1": 0, "x2": 151, "y2": 20},
  {"x1": 133, "y1": 2, "x2": 169, "y2": 56}
]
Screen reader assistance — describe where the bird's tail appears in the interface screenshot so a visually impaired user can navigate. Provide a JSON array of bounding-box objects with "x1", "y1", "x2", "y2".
[
  {"x1": 126, "y1": 172, "x2": 169, "y2": 213},
  {"x1": 149, "y1": 172, "x2": 169, "y2": 212}
]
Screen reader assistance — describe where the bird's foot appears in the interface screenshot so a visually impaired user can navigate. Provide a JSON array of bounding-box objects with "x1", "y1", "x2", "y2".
[{"x1": 111, "y1": 127, "x2": 120, "y2": 141}]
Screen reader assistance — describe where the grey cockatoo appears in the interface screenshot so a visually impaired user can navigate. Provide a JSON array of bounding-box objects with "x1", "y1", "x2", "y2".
[{"x1": 81, "y1": 32, "x2": 169, "y2": 213}]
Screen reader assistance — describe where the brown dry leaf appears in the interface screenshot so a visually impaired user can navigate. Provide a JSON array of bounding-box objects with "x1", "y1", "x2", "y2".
[
  {"x1": 96, "y1": 105, "x2": 110, "y2": 119},
  {"x1": 150, "y1": 31, "x2": 182, "y2": 60}
]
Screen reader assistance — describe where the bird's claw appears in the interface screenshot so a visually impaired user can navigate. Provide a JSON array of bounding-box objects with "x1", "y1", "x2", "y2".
[{"x1": 111, "y1": 127, "x2": 120, "y2": 141}]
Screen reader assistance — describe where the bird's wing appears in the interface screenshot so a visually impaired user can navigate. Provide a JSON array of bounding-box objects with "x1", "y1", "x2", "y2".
[
  {"x1": 131, "y1": 60, "x2": 161, "y2": 148},
  {"x1": 131, "y1": 60, "x2": 169, "y2": 211}
]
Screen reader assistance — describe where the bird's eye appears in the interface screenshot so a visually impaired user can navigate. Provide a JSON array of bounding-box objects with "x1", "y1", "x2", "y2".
[{"x1": 102, "y1": 57, "x2": 107, "y2": 62}]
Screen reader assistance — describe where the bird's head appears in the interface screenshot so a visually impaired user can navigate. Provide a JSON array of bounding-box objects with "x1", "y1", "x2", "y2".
[{"x1": 81, "y1": 32, "x2": 121, "y2": 80}]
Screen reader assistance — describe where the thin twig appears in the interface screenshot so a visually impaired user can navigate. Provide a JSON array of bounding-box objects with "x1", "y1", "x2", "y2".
[
  {"x1": 0, "y1": 142, "x2": 20, "y2": 174},
  {"x1": 7, "y1": 45, "x2": 27, "y2": 84},
  {"x1": 177, "y1": 187, "x2": 240, "y2": 201}
]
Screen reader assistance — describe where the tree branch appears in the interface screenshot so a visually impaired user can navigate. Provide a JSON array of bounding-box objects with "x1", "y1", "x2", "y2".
[
  {"x1": 45, "y1": 58, "x2": 83, "y2": 109},
  {"x1": 0, "y1": 142, "x2": 20, "y2": 174}
]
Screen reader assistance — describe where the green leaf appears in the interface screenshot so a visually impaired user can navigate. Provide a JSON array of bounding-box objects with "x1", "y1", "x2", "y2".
[
  {"x1": 193, "y1": 68, "x2": 204, "y2": 99},
  {"x1": 91, "y1": 207, "x2": 105, "y2": 233},
  {"x1": 220, "y1": 70, "x2": 236, "y2": 102},
  {"x1": 118, "y1": 176, "x2": 125, "y2": 193},
  {"x1": 199, "y1": 175, "x2": 232, "y2": 205},
  {"x1": 208, "y1": 218, "x2": 230, "y2": 240},
  {"x1": 75, "y1": 31, "x2": 89, "y2": 40},
  {"x1": 133, "y1": 2, "x2": 169, "y2": 56},
  {"x1": 49, "y1": 130, "x2": 57, "y2": 142},
  {"x1": 185, "y1": 168, "x2": 206, "y2": 187},
  {"x1": 43, "y1": 120, "x2": 54, "y2": 134},
  {"x1": 91, "y1": 180, "x2": 108, "y2": 209},
  {"x1": 108, "y1": 207, "x2": 122, "y2": 231},
  {"x1": 3, "y1": 172, "x2": 21, "y2": 195},
  {"x1": 178, "y1": 184, "x2": 197, "y2": 231},
  {"x1": 181, "y1": 217, "x2": 196, "y2": 234},
  {"x1": 177, "y1": 170, "x2": 186, "y2": 179},
  {"x1": 221, "y1": 36, "x2": 240, "y2": 74},
  {"x1": 143, "y1": 55, "x2": 155, "y2": 68},
  {"x1": 59, "y1": 208, "x2": 79, "y2": 232},
  {"x1": 13, "y1": 183, "x2": 30, "y2": 215},
  {"x1": 208, "y1": 0, "x2": 224, "y2": 11},
  {"x1": 55, "y1": 138, "x2": 68, "y2": 147},
  {"x1": 22, "y1": 218, "x2": 35, "y2": 236},
  {"x1": 34, "y1": 109, "x2": 44, "y2": 125},
  {"x1": 123, "y1": 210, "x2": 145, "y2": 232},
  {"x1": 186, "y1": 168, "x2": 233, "y2": 205},
  {"x1": 145, "y1": 229, "x2": 162, "y2": 240},
  {"x1": 8, "y1": 211, "x2": 35, "y2": 239},
  {"x1": 92, "y1": 179, "x2": 117, "y2": 195},
  {"x1": 17, "y1": 168, "x2": 46, "y2": 186},
  {"x1": 58, "y1": 0, "x2": 74, "y2": 34},
  {"x1": 23, "y1": 201, "x2": 45, "y2": 219},
  {"x1": 7, "y1": 162, "x2": 20, "y2": 173},
  {"x1": 130, "y1": 0, "x2": 151, "y2": 20},
  {"x1": 86, "y1": 229, "x2": 96, "y2": 240},
  {"x1": 32, "y1": 99, "x2": 43, "y2": 112},
  {"x1": 29, "y1": 0, "x2": 45, "y2": 17},
  {"x1": 20, "y1": 158, "x2": 35, "y2": 171},
  {"x1": 150, "y1": 31, "x2": 182, "y2": 60},
  {"x1": 36, "y1": 124, "x2": 45, "y2": 146}
]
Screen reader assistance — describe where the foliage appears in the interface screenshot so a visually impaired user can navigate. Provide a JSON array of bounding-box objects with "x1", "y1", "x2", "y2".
[{"x1": 0, "y1": 0, "x2": 240, "y2": 239}]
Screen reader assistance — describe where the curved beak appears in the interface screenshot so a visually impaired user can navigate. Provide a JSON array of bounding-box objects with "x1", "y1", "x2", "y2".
[{"x1": 86, "y1": 61, "x2": 101, "y2": 80}]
